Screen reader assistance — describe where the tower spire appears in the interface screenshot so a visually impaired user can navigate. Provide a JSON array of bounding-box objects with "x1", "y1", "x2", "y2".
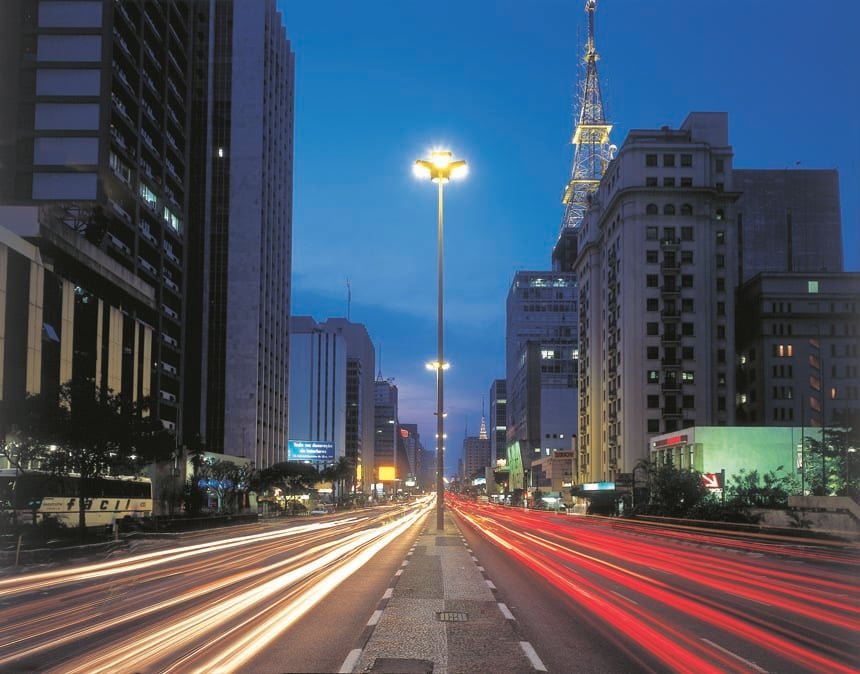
[{"x1": 552, "y1": 0, "x2": 614, "y2": 270}]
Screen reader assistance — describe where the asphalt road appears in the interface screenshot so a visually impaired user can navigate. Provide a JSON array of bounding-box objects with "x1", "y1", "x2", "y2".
[
  {"x1": 0, "y1": 499, "x2": 430, "y2": 674},
  {"x1": 450, "y1": 496, "x2": 860, "y2": 674}
]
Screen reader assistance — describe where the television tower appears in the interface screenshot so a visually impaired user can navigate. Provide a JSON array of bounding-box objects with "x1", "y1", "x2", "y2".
[{"x1": 552, "y1": 0, "x2": 614, "y2": 271}]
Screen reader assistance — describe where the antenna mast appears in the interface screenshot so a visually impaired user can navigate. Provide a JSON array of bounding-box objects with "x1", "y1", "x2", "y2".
[{"x1": 552, "y1": 0, "x2": 613, "y2": 270}]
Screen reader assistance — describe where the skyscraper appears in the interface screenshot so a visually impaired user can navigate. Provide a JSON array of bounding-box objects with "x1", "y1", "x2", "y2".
[
  {"x1": 488, "y1": 379, "x2": 507, "y2": 465},
  {"x1": 574, "y1": 112, "x2": 738, "y2": 483},
  {"x1": 184, "y1": 0, "x2": 295, "y2": 468},
  {"x1": 506, "y1": 271, "x2": 578, "y2": 494},
  {"x1": 0, "y1": 0, "x2": 194, "y2": 435}
]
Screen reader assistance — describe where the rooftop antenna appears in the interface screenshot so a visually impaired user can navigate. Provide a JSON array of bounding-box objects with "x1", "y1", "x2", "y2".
[
  {"x1": 377, "y1": 345, "x2": 383, "y2": 381},
  {"x1": 346, "y1": 277, "x2": 352, "y2": 321}
]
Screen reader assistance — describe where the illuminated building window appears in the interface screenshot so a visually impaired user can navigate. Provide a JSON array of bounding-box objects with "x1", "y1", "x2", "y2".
[{"x1": 808, "y1": 280, "x2": 819, "y2": 294}]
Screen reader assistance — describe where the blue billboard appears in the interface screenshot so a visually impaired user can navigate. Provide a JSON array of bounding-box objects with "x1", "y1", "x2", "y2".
[{"x1": 287, "y1": 440, "x2": 335, "y2": 462}]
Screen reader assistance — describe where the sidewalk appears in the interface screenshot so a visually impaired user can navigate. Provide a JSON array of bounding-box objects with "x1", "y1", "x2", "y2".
[{"x1": 343, "y1": 510, "x2": 545, "y2": 674}]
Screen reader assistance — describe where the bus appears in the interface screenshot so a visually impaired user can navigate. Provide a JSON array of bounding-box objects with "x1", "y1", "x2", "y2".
[{"x1": 0, "y1": 469, "x2": 152, "y2": 529}]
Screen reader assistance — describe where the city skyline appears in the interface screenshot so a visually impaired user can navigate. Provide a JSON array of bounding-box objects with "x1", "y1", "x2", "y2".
[{"x1": 280, "y1": 0, "x2": 860, "y2": 474}]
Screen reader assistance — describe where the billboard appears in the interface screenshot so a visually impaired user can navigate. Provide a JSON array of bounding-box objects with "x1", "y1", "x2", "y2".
[
  {"x1": 287, "y1": 440, "x2": 335, "y2": 462},
  {"x1": 378, "y1": 465, "x2": 396, "y2": 481}
]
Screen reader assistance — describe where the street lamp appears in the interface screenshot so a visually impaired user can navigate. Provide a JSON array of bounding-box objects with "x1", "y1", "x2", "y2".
[
  {"x1": 415, "y1": 148, "x2": 467, "y2": 531},
  {"x1": 388, "y1": 418, "x2": 397, "y2": 495}
]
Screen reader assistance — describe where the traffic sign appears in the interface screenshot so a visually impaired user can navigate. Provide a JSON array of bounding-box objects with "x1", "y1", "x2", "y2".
[{"x1": 702, "y1": 473, "x2": 722, "y2": 490}]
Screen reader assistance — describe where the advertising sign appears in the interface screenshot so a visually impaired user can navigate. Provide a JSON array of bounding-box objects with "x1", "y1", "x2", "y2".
[
  {"x1": 582, "y1": 481, "x2": 615, "y2": 491},
  {"x1": 287, "y1": 440, "x2": 335, "y2": 462}
]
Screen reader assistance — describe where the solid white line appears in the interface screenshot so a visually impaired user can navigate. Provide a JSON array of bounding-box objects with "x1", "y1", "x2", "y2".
[
  {"x1": 382, "y1": 588, "x2": 393, "y2": 599},
  {"x1": 519, "y1": 641, "x2": 547, "y2": 671},
  {"x1": 339, "y1": 648, "x2": 362, "y2": 673},
  {"x1": 701, "y1": 639, "x2": 768, "y2": 673},
  {"x1": 395, "y1": 569, "x2": 403, "y2": 576},
  {"x1": 498, "y1": 602, "x2": 515, "y2": 620},
  {"x1": 367, "y1": 610, "x2": 383, "y2": 627},
  {"x1": 485, "y1": 579, "x2": 497, "y2": 590}
]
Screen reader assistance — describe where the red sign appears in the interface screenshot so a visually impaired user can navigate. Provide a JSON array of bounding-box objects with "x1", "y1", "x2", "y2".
[
  {"x1": 400, "y1": 429, "x2": 409, "y2": 437},
  {"x1": 702, "y1": 473, "x2": 722, "y2": 490}
]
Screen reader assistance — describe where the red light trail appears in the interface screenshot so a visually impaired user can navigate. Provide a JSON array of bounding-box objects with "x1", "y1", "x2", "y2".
[{"x1": 450, "y1": 496, "x2": 859, "y2": 674}]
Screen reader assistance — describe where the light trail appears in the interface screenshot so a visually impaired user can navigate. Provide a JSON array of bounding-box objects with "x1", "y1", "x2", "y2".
[
  {"x1": 450, "y1": 497, "x2": 859, "y2": 674},
  {"x1": 0, "y1": 498, "x2": 433, "y2": 673}
]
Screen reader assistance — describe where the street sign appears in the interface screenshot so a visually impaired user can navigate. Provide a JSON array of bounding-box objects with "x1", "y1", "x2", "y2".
[{"x1": 702, "y1": 472, "x2": 722, "y2": 490}]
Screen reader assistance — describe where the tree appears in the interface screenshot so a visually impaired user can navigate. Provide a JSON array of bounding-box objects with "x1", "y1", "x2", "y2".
[
  {"x1": 727, "y1": 467, "x2": 797, "y2": 509},
  {"x1": 804, "y1": 411, "x2": 860, "y2": 499},
  {"x1": 197, "y1": 458, "x2": 252, "y2": 513},
  {"x1": 8, "y1": 379, "x2": 174, "y2": 535},
  {"x1": 639, "y1": 462, "x2": 708, "y2": 517},
  {"x1": 253, "y1": 462, "x2": 320, "y2": 509}
]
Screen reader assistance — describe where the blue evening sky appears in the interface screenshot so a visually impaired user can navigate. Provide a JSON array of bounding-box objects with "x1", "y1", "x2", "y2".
[{"x1": 278, "y1": 0, "x2": 860, "y2": 475}]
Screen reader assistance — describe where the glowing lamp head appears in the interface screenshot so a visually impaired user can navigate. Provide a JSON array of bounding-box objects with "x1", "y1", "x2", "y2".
[
  {"x1": 429, "y1": 150, "x2": 453, "y2": 169},
  {"x1": 413, "y1": 161, "x2": 432, "y2": 179}
]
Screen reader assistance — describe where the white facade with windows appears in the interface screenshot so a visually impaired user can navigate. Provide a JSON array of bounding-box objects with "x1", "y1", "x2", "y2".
[{"x1": 574, "y1": 112, "x2": 738, "y2": 483}]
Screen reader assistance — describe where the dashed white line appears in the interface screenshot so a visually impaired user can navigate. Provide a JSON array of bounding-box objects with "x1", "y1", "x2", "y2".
[
  {"x1": 339, "y1": 648, "x2": 362, "y2": 673},
  {"x1": 401, "y1": 560, "x2": 409, "y2": 566},
  {"x1": 519, "y1": 641, "x2": 547, "y2": 671},
  {"x1": 477, "y1": 566, "x2": 485, "y2": 572},
  {"x1": 485, "y1": 579, "x2": 497, "y2": 590},
  {"x1": 498, "y1": 602, "x2": 515, "y2": 620},
  {"x1": 367, "y1": 610, "x2": 383, "y2": 627},
  {"x1": 701, "y1": 639, "x2": 767, "y2": 672},
  {"x1": 394, "y1": 569, "x2": 403, "y2": 576},
  {"x1": 382, "y1": 588, "x2": 393, "y2": 599},
  {"x1": 471, "y1": 555, "x2": 479, "y2": 562}
]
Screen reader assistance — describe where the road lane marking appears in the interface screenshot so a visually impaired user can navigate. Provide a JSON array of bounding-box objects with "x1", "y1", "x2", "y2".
[
  {"x1": 471, "y1": 556, "x2": 479, "y2": 562},
  {"x1": 367, "y1": 610, "x2": 383, "y2": 627},
  {"x1": 339, "y1": 648, "x2": 362, "y2": 673},
  {"x1": 701, "y1": 638, "x2": 767, "y2": 673},
  {"x1": 519, "y1": 641, "x2": 547, "y2": 671},
  {"x1": 485, "y1": 579, "x2": 497, "y2": 590},
  {"x1": 610, "y1": 590, "x2": 638, "y2": 605},
  {"x1": 395, "y1": 569, "x2": 403, "y2": 576},
  {"x1": 401, "y1": 560, "x2": 409, "y2": 566},
  {"x1": 498, "y1": 602, "x2": 514, "y2": 620},
  {"x1": 382, "y1": 588, "x2": 393, "y2": 599},
  {"x1": 477, "y1": 566, "x2": 485, "y2": 572}
]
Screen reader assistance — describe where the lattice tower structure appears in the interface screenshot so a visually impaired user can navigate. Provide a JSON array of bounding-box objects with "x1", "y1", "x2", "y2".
[{"x1": 553, "y1": 0, "x2": 613, "y2": 269}]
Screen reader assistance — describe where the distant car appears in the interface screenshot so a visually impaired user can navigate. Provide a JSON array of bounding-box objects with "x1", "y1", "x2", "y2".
[{"x1": 310, "y1": 508, "x2": 328, "y2": 515}]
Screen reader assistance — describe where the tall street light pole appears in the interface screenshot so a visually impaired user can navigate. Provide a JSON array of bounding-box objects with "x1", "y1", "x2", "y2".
[{"x1": 415, "y1": 150, "x2": 467, "y2": 530}]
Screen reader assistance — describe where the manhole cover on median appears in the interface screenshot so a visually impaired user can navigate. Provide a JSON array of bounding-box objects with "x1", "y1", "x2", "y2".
[
  {"x1": 436, "y1": 611, "x2": 469, "y2": 622},
  {"x1": 370, "y1": 657, "x2": 434, "y2": 673}
]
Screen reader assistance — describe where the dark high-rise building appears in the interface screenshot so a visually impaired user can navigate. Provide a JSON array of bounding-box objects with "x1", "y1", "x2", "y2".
[
  {"x1": 184, "y1": 0, "x2": 295, "y2": 468},
  {"x1": 0, "y1": 0, "x2": 194, "y2": 435},
  {"x1": 488, "y1": 379, "x2": 507, "y2": 464},
  {"x1": 734, "y1": 170, "x2": 843, "y2": 282}
]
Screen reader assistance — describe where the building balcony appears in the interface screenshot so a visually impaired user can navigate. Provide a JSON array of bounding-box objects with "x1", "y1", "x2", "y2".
[
  {"x1": 160, "y1": 389, "x2": 177, "y2": 404},
  {"x1": 139, "y1": 224, "x2": 158, "y2": 247},
  {"x1": 660, "y1": 238, "x2": 680, "y2": 250},
  {"x1": 661, "y1": 381, "x2": 681, "y2": 393},
  {"x1": 107, "y1": 233, "x2": 131, "y2": 256},
  {"x1": 661, "y1": 333, "x2": 680, "y2": 345},
  {"x1": 161, "y1": 333, "x2": 179, "y2": 349},
  {"x1": 161, "y1": 361, "x2": 178, "y2": 377},
  {"x1": 162, "y1": 304, "x2": 179, "y2": 320},
  {"x1": 660, "y1": 308, "x2": 680, "y2": 320},
  {"x1": 662, "y1": 408, "x2": 682, "y2": 418},
  {"x1": 109, "y1": 199, "x2": 132, "y2": 225},
  {"x1": 660, "y1": 261, "x2": 680, "y2": 273},
  {"x1": 163, "y1": 275, "x2": 179, "y2": 293},
  {"x1": 138, "y1": 256, "x2": 158, "y2": 276},
  {"x1": 660, "y1": 285, "x2": 681, "y2": 297}
]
